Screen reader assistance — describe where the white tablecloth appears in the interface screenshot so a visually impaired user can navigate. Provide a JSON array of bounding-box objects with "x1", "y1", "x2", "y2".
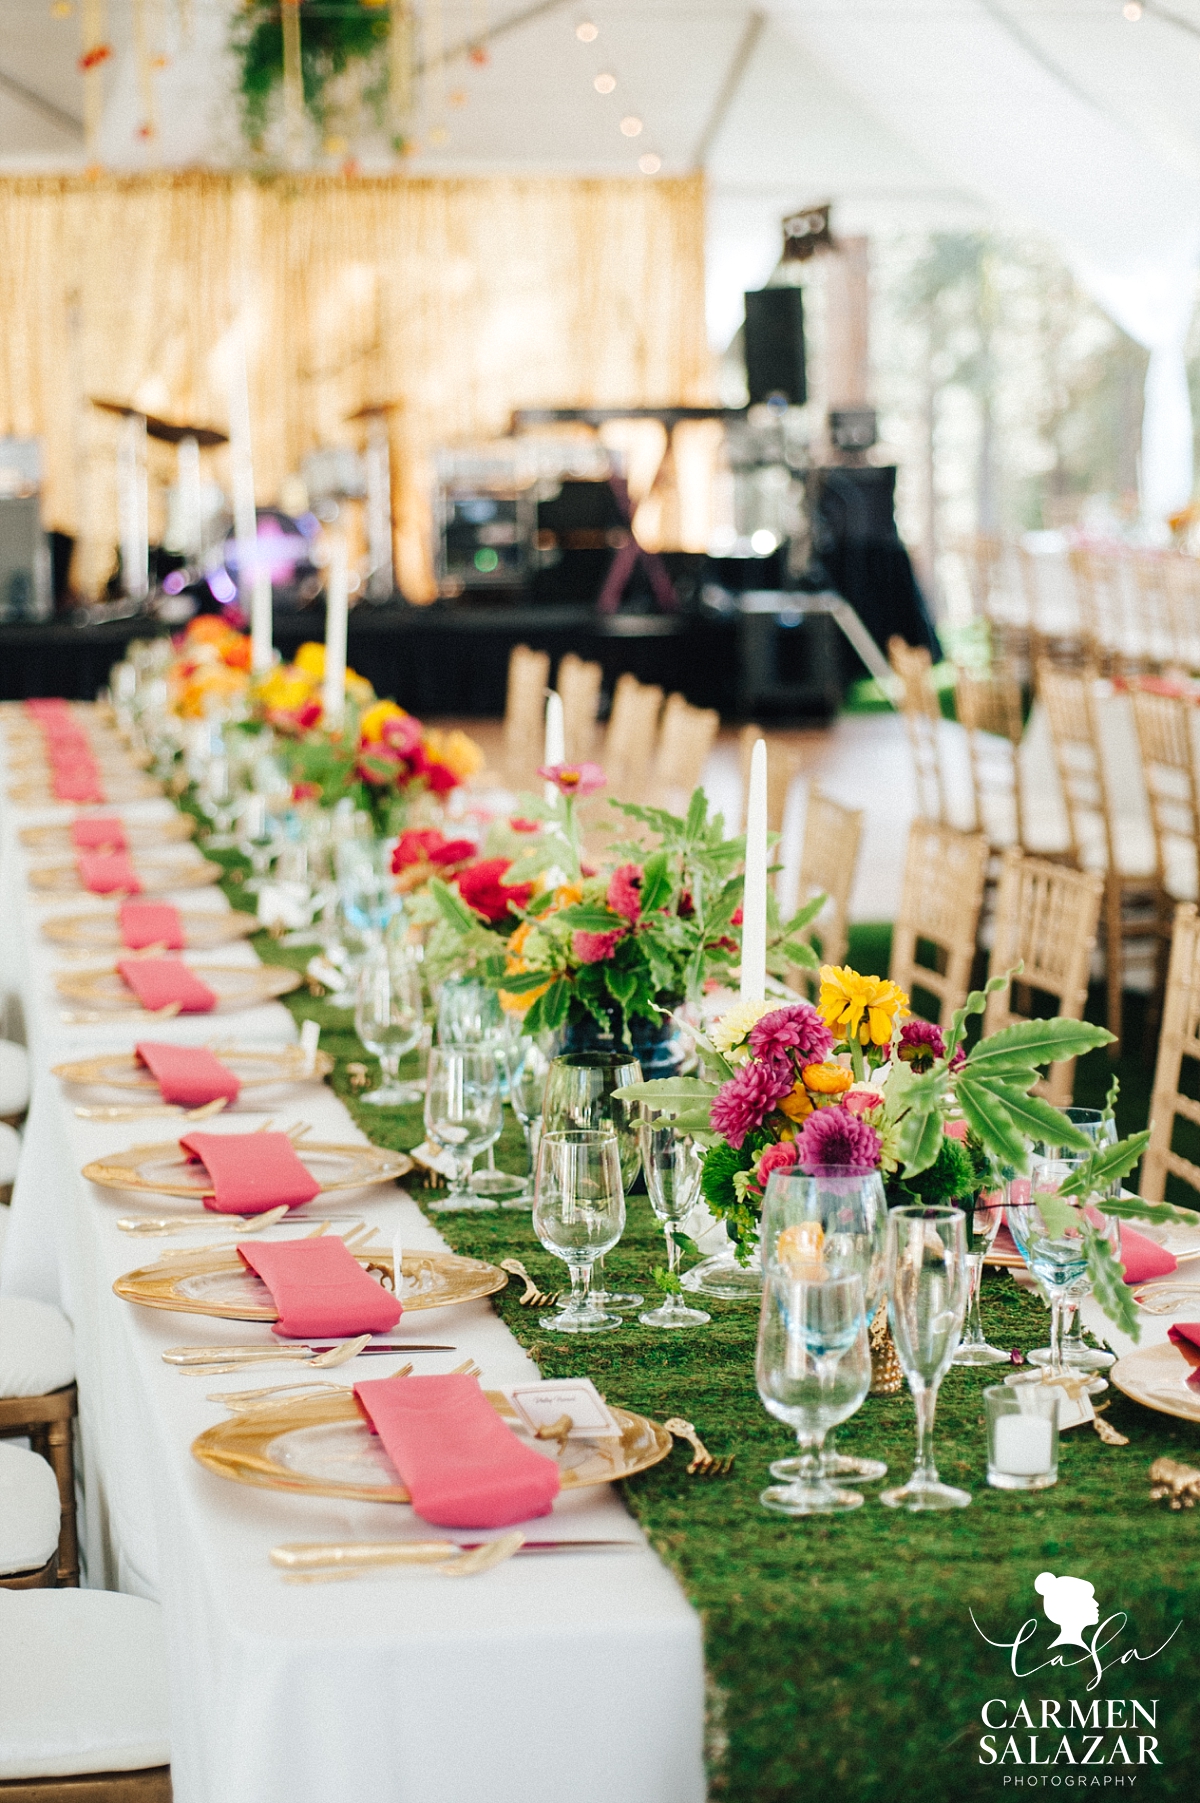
[{"x1": 0, "y1": 719, "x2": 705, "y2": 1803}]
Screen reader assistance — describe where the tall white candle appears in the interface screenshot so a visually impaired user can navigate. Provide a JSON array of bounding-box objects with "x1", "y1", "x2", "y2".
[
  {"x1": 322, "y1": 533, "x2": 350, "y2": 732},
  {"x1": 543, "y1": 689, "x2": 565, "y2": 804},
  {"x1": 740, "y1": 736, "x2": 768, "y2": 1002},
  {"x1": 226, "y1": 323, "x2": 270, "y2": 670}
]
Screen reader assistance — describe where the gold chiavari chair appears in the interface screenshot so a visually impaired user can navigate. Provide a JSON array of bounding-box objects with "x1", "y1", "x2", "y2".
[
  {"x1": 501, "y1": 645, "x2": 550, "y2": 790},
  {"x1": 601, "y1": 673, "x2": 663, "y2": 806},
  {"x1": 1130, "y1": 551, "x2": 1176, "y2": 670},
  {"x1": 889, "y1": 821, "x2": 989, "y2": 1026},
  {"x1": 1016, "y1": 539, "x2": 1085, "y2": 669},
  {"x1": 1165, "y1": 553, "x2": 1200, "y2": 675},
  {"x1": 983, "y1": 849, "x2": 1104, "y2": 1108},
  {"x1": 556, "y1": 653, "x2": 603, "y2": 765},
  {"x1": 1142, "y1": 902, "x2": 1200, "y2": 1202},
  {"x1": 1129, "y1": 687, "x2": 1200, "y2": 906},
  {"x1": 788, "y1": 790, "x2": 864, "y2": 986},
  {"x1": 653, "y1": 693, "x2": 719, "y2": 816},
  {"x1": 1038, "y1": 662, "x2": 1166, "y2": 1049},
  {"x1": 888, "y1": 637, "x2": 946, "y2": 823},
  {"x1": 954, "y1": 664, "x2": 1024, "y2": 848}
]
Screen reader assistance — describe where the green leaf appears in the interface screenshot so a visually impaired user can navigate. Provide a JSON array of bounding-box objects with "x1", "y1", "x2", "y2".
[
  {"x1": 492, "y1": 969, "x2": 557, "y2": 994},
  {"x1": 953, "y1": 1075, "x2": 1028, "y2": 1171},
  {"x1": 524, "y1": 978, "x2": 571, "y2": 1035},
  {"x1": 1085, "y1": 1225, "x2": 1141, "y2": 1342},
  {"x1": 945, "y1": 967, "x2": 1016, "y2": 1056},
  {"x1": 1100, "y1": 1195, "x2": 1200, "y2": 1226},
  {"x1": 897, "y1": 1099, "x2": 946, "y2": 1178},
  {"x1": 778, "y1": 938, "x2": 821, "y2": 970},
  {"x1": 1103, "y1": 1075, "x2": 1120, "y2": 1126},
  {"x1": 638, "y1": 853, "x2": 672, "y2": 915},
  {"x1": 616, "y1": 1076, "x2": 719, "y2": 1113},
  {"x1": 429, "y1": 877, "x2": 478, "y2": 933},
  {"x1": 685, "y1": 788, "x2": 708, "y2": 840},
  {"x1": 965, "y1": 1017, "x2": 1114, "y2": 1071},
  {"x1": 1057, "y1": 1131, "x2": 1152, "y2": 1201},
  {"x1": 604, "y1": 961, "x2": 639, "y2": 1009},
  {"x1": 782, "y1": 893, "x2": 827, "y2": 935},
  {"x1": 1032, "y1": 1186, "x2": 1080, "y2": 1240},
  {"x1": 553, "y1": 904, "x2": 627, "y2": 931},
  {"x1": 984, "y1": 1083, "x2": 1096, "y2": 1152}
]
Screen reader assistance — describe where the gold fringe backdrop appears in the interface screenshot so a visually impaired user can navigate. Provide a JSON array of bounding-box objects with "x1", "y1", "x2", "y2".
[{"x1": 0, "y1": 172, "x2": 712, "y2": 600}]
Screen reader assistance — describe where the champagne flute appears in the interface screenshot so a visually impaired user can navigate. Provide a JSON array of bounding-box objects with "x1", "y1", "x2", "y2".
[
  {"x1": 354, "y1": 947, "x2": 425, "y2": 1105},
  {"x1": 952, "y1": 1189, "x2": 1010, "y2": 1366},
  {"x1": 533, "y1": 1129, "x2": 625, "y2": 1333},
  {"x1": 756, "y1": 1270, "x2": 871, "y2": 1515},
  {"x1": 437, "y1": 978, "x2": 524, "y2": 1202},
  {"x1": 542, "y1": 1052, "x2": 643, "y2": 1310},
  {"x1": 881, "y1": 1206, "x2": 972, "y2": 1512},
  {"x1": 638, "y1": 1118, "x2": 710, "y2": 1329},
  {"x1": 503, "y1": 1031, "x2": 558, "y2": 1208},
  {"x1": 423, "y1": 1048, "x2": 503, "y2": 1212},
  {"x1": 1028, "y1": 1108, "x2": 1118, "y2": 1374}
]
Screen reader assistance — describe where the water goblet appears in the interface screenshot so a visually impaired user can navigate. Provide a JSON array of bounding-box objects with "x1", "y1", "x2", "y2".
[
  {"x1": 880, "y1": 1206, "x2": 972, "y2": 1511},
  {"x1": 543, "y1": 1052, "x2": 643, "y2": 1309},
  {"x1": 1028, "y1": 1109, "x2": 1119, "y2": 1375},
  {"x1": 756, "y1": 1270, "x2": 871, "y2": 1515},
  {"x1": 437, "y1": 979, "x2": 525, "y2": 1201},
  {"x1": 354, "y1": 947, "x2": 425, "y2": 1106},
  {"x1": 952, "y1": 1190, "x2": 1011, "y2": 1366},
  {"x1": 532, "y1": 1129, "x2": 625, "y2": 1333},
  {"x1": 1006, "y1": 1158, "x2": 1120, "y2": 1384},
  {"x1": 423, "y1": 1047, "x2": 503, "y2": 1212},
  {"x1": 638, "y1": 1118, "x2": 710, "y2": 1329},
  {"x1": 503, "y1": 1031, "x2": 559, "y2": 1208}
]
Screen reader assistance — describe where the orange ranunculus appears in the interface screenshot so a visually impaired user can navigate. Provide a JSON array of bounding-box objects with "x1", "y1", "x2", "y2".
[{"x1": 802, "y1": 1063, "x2": 854, "y2": 1096}]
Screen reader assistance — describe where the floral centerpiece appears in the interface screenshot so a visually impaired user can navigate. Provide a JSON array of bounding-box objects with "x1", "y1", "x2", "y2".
[{"x1": 166, "y1": 615, "x2": 252, "y2": 718}]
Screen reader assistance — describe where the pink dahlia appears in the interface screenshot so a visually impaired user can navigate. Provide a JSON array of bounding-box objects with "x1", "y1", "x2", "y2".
[
  {"x1": 749, "y1": 1002, "x2": 835, "y2": 1068},
  {"x1": 606, "y1": 863, "x2": 642, "y2": 923},
  {"x1": 710, "y1": 1058, "x2": 795, "y2": 1149},
  {"x1": 794, "y1": 1105, "x2": 882, "y2": 1172},
  {"x1": 572, "y1": 928, "x2": 624, "y2": 964}
]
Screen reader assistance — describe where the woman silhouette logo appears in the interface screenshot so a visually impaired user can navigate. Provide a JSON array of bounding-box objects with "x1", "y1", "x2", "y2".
[{"x1": 1035, "y1": 1572, "x2": 1101, "y2": 1648}]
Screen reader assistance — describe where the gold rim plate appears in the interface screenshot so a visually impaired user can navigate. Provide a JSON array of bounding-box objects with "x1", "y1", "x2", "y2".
[
  {"x1": 29, "y1": 858, "x2": 222, "y2": 893},
  {"x1": 117, "y1": 1245, "x2": 499, "y2": 1321},
  {"x1": 55, "y1": 963, "x2": 301, "y2": 1012},
  {"x1": 20, "y1": 817, "x2": 195, "y2": 849},
  {"x1": 42, "y1": 910, "x2": 259, "y2": 950},
  {"x1": 1111, "y1": 1340, "x2": 1200, "y2": 1425},
  {"x1": 85, "y1": 1137, "x2": 411, "y2": 1199},
  {"x1": 9, "y1": 779, "x2": 163, "y2": 805},
  {"x1": 192, "y1": 1385, "x2": 671, "y2": 1502},
  {"x1": 54, "y1": 1046, "x2": 333, "y2": 1091}
]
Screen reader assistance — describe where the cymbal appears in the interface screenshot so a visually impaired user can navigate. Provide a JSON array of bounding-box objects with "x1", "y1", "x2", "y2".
[{"x1": 90, "y1": 399, "x2": 228, "y2": 447}]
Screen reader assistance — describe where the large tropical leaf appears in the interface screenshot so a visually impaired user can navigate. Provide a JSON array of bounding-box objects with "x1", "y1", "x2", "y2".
[
  {"x1": 953, "y1": 1075, "x2": 1029, "y2": 1170},
  {"x1": 965, "y1": 1017, "x2": 1114, "y2": 1071},
  {"x1": 1085, "y1": 1225, "x2": 1141, "y2": 1342},
  {"x1": 1057, "y1": 1131, "x2": 1152, "y2": 1201},
  {"x1": 1100, "y1": 1195, "x2": 1200, "y2": 1226},
  {"x1": 429, "y1": 876, "x2": 479, "y2": 933},
  {"x1": 984, "y1": 1082, "x2": 1095, "y2": 1151}
]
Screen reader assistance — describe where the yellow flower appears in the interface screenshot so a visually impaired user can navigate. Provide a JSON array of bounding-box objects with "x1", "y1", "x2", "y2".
[
  {"x1": 346, "y1": 670, "x2": 374, "y2": 705},
  {"x1": 802, "y1": 1062, "x2": 853, "y2": 1096},
  {"x1": 257, "y1": 669, "x2": 314, "y2": 713},
  {"x1": 777, "y1": 1082, "x2": 813, "y2": 1123},
  {"x1": 550, "y1": 883, "x2": 584, "y2": 911},
  {"x1": 425, "y1": 726, "x2": 485, "y2": 782},
  {"x1": 818, "y1": 965, "x2": 908, "y2": 1048},
  {"x1": 293, "y1": 642, "x2": 326, "y2": 679},
  {"x1": 359, "y1": 699, "x2": 407, "y2": 743}
]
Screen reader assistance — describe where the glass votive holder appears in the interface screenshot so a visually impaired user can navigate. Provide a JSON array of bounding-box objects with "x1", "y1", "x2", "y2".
[{"x1": 985, "y1": 1382, "x2": 1059, "y2": 1490}]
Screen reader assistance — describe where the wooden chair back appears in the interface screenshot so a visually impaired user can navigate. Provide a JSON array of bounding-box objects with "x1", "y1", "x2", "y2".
[
  {"x1": 0, "y1": 1770, "x2": 172, "y2": 1798},
  {"x1": 1142, "y1": 902, "x2": 1200, "y2": 1201},
  {"x1": 602, "y1": 674, "x2": 663, "y2": 805},
  {"x1": 888, "y1": 636, "x2": 946, "y2": 822},
  {"x1": 1035, "y1": 663, "x2": 1113, "y2": 870},
  {"x1": 502, "y1": 645, "x2": 550, "y2": 789},
  {"x1": 1165, "y1": 554, "x2": 1200, "y2": 674},
  {"x1": 954, "y1": 666, "x2": 1024, "y2": 846},
  {"x1": 556, "y1": 653, "x2": 602, "y2": 765},
  {"x1": 1130, "y1": 687, "x2": 1198, "y2": 900},
  {"x1": 889, "y1": 821, "x2": 989, "y2": 1024},
  {"x1": 983, "y1": 849, "x2": 1104, "y2": 1107},
  {"x1": 653, "y1": 693, "x2": 719, "y2": 815},
  {"x1": 793, "y1": 790, "x2": 863, "y2": 975}
]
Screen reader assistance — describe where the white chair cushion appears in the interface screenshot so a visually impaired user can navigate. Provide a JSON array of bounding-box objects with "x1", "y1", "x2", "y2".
[
  {"x1": 0, "y1": 1590, "x2": 170, "y2": 1778},
  {"x1": 0, "y1": 1122, "x2": 20, "y2": 1188},
  {"x1": 0, "y1": 1297, "x2": 75, "y2": 1397},
  {"x1": 0, "y1": 1042, "x2": 29, "y2": 1118},
  {"x1": 0, "y1": 1442, "x2": 59, "y2": 1576}
]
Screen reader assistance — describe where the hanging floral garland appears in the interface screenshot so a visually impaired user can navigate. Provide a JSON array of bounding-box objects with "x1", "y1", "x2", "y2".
[{"x1": 233, "y1": 0, "x2": 395, "y2": 149}]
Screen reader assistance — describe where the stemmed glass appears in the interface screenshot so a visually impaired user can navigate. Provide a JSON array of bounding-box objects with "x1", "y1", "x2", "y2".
[
  {"x1": 638, "y1": 1118, "x2": 711, "y2": 1329},
  {"x1": 422, "y1": 1047, "x2": 503, "y2": 1212},
  {"x1": 760, "y1": 1166, "x2": 887, "y2": 1483},
  {"x1": 503, "y1": 1032, "x2": 558, "y2": 1208},
  {"x1": 952, "y1": 1191, "x2": 1010, "y2": 1366},
  {"x1": 337, "y1": 839, "x2": 400, "y2": 953},
  {"x1": 1006, "y1": 1158, "x2": 1120, "y2": 1382},
  {"x1": 1028, "y1": 1109, "x2": 1118, "y2": 1375},
  {"x1": 881, "y1": 1206, "x2": 972, "y2": 1511},
  {"x1": 543, "y1": 1052, "x2": 643, "y2": 1310},
  {"x1": 756, "y1": 1270, "x2": 871, "y2": 1515},
  {"x1": 533, "y1": 1129, "x2": 625, "y2": 1333},
  {"x1": 437, "y1": 979, "x2": 524, "y2": 1202},
  {"x1": 354, "y1": 947, "x2": 425, "y2": 1106},
  {"x1": 198, "y1": 749, "x2": 238, "y2": 848}
]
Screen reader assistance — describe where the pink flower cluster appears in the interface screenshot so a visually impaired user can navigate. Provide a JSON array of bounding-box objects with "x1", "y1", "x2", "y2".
[
  {"x1": 794, "y1": 1107, "x2": 882, "y2": 1172},
  {"x1": 710, "y1": 1057, "x2": 795, "y2": 1149}
]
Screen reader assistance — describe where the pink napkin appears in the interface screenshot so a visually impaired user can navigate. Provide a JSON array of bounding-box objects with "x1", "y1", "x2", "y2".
[
  {"x1": 116, "y1": 956, "x2": 216, "y2": 1014},
  {"x1": 71, "y1": 816, "x2": 127, "y2": 851},
  {"x1": 76, "y1": 851, "x2": 142, "y2": 895},
  {"x1": 237, "y1": 1238, "x2": 401, "y2": 1338},
  {"x1": 1117, "y1": 1224, "x2": 1177, "y2": 1285},
  {"x1": 1168, "y1": 1324, "x2": 1200, "y2": 1388},
  {"x1": 51, "y1": 764, "x2": 104, "y2": 804},
  {"x1": 135, "y1": 1041, "x2": 240, "y2": 1108},
  {"x1": 119, "y1": 901, "x2": 185, "y2": 951},
  {"x1": 179, "y1": 1129, "x2": 321, "y2": 1213},
  {"x1": 353, "y1": 1374, "x2": 561, "y2": 1528}
]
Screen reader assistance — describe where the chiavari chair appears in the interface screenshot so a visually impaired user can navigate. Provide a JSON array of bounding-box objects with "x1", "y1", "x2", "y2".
[
  {"x1": 889, "y1": 821, "x2": 989, "y2": 1026},
  {"x1": 887, "y1": 637, "x2": 946, "y2": 823},
  {"x1": 501, "y1": 645, "x2": 550, "y2": 789},
  {"x1": 983, "y1": 849, "x2": 1104, "y2": 1108},
  {"x1": 1130, "y1": 551, "x2": 1176, "y2": 669},
  {"x1": 556, "y1": 653, "x2": 603, "y2": 765},
  {"x1": 1129, "y1": 686, "x2": 1200, "y2": 905},
  {"x1": 1165, "y1": 553, "x2": 1200, "y2": 674},
  {"x1": 954, "y1": 664, "x2": 1024, "y2": 848},
  {"x1": 1142, "y1": 902, "x2": 1200, "y2": 1203},
  {"x1": 1016, "y1": 539, "x2": 1085, "y2": 669},
  {"x1": 787, "y1": 790, "x2": 864, "y2": 987},
  {"x1": 601, "y1": 673, "x2": 663, "y2": 806},
  {"x1": 0, "y1": 1444, "x2": 60, "y2": 1590},
  {"x1": 653, "y1": 694, "x2": 719, "y2": 816},
  {"x1": 0, "y1": 1299, "x2": 78, "y2": 1587}
]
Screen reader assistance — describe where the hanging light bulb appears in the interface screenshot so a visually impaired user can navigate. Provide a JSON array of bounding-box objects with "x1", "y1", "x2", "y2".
[
  {"x1": 638, "y1": 153, "x2": 661, "y2": 175},
  {"x1": 619, "y1": 115, "x2": 642, "y2": 136},
  {"x1": 594, "y1": 72, "x2": 616, "y2": 93},
  {"x1": 576, "y1": 20, "x2": 598, "y2": 41},
  {"x1": 1123, "y1": 1, "x2": 1142, "y2": 17}
]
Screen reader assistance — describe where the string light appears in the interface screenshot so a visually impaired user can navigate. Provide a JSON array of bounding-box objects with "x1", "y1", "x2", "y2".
[
  {"x1": 638, "y1": 152, "x2": 660, "y2": 174},
  {"x1": 576, "y1": 20, "x2": 598, "y2": 41},
  {"x1": 594, "y1": 71, "x2": 616, "y2": 93},
  {"x1": 1123, "y1": 1, "x2": 1143, "y2": 17},
  {"x1": 620, "y1": 115, "x2": 642, "y2": 136}
]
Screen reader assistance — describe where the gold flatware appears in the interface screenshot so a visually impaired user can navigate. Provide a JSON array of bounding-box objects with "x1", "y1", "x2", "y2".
[
  {"x1": 209, "y1": 1365, "x2": 415, "y2": 1408},
  {"x1": 168, "y1": 1334, "x2": 374, "y2": 1374},
  {"x1": 1133, "y1": 1282, "x2": 1200, "y2": 1315},
  {"x1": 62, "y1": 1004, "x2": 182, "y2": 1025},
  {"x1": 450, "y1": 1357, "x2": 482, "y2": 1378},
  {"x1": 54, "y1": 1044, "x2": 334, "y2": 1092},
  {"x1": 118, "y1": 1204, "x2": 291, "y2": 1235},
  {"x1": 276, "y1": 1531, "x2": 526, "y2": 1583},
  {"x1": 664, "y1": 1417, "x2": 735, "y2": 1477},
  {"x1": 76, "y1": 1097, "x2": 230, "y2": 1123},
  {"x1": 500, "y1": 1258, "x2": 561, "y2": 1309},
  {"x1": 85, "y1": 1136, "x2": 411, "y2": 1200}
]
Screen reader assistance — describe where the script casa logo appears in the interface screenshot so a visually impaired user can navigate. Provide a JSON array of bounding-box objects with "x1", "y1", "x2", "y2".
[{"x1": 971, "y1": 1572, "x2": 1181, "y2": 1775}]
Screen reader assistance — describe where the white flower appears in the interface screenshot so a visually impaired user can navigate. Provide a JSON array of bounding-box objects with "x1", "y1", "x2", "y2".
[{"x1": 710, "y1": 998, "x2": 775, "y2": 1063}]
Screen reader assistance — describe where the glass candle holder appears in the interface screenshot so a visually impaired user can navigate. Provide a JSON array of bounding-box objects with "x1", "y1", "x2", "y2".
[{"x1": 985, "y1": 1382, "x2": 1060, "y2": 1491}]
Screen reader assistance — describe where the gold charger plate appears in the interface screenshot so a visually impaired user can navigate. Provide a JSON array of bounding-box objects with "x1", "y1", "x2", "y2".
[
  {"x1": 29, "y1": 857, "x2": 222, "y2": 894},
  {"x1": 116, "y1": 1245, "x2": 499, "y2": 1322},
  {"x1": 84, "y1": 1136, "x2": 411, "y2": 1200},
  {"x1": 20, "y1": 816, "x2": 195, "y2": 850},
  {"x1": 191, "y1": 1385, "x2": 671, "y2": 1503},
  {"x1": 55, "y1": 963, "x2": 301, "y2": 1013},
  {"x1": 9, "y1": 776, "x2": 163, "y2": 805},
  {"x1": 42, "y1": 909, "x2": 259, "y2": 951},
  {"x1": 54, "y1": 1045, "x2": 333, "y2": 1092},
  {"x1": 1110, "y1": 1340, "x2": 1200, "y2": 1426}
]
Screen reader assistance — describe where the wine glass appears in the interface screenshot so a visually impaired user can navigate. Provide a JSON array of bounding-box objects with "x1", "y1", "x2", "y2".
[
  {"x1": 422, "y1": 1048, "x2": 503, "y2": 1212},
  {"x1": 354, "y1": 947, "x2": 425, "y2": 1105},
  {"x1": 503, "y1": 1031, "x2": 558, "y2": 1208},
  {"x1": 1028, "y1": 1108, "x2": 1119, "y2": 1375},
  {"x1": 337, "y1": 839, "x2": 400, "y2": 953},
  {"x1": 880, "y1": 1206, "x2": 972, "y2": 1512},
  {"x1": 760, "y1": 1166, "x2": 887, "y2": 1483},
  {"x1": 952, "y1": 1189, "x2": 1010, "y2": 1366},
  {"x1": 638, "y1": 1118, "x2": 710, "y2": 1329},
  {"x1": 1007, "y1": 1158, "x2": 1120, "y2": 1383},
  {"x1": 756, "y1": 1270, "x2": 871, "y2": 1515},
  {"x1": 437, "y1": 978, "x2": 524, "y2": 1202},
  {"x1": 533, "y1": 1129, "x2": 625, "y2": 1333},
  {"x1": 542, "y1": 1052, "x2": 643, "y2": 1310}
]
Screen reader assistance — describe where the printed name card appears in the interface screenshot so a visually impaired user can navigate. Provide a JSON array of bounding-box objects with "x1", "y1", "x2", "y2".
[{"x1": 507, "y1": 1379, "x2": 621, "y2": 1440}]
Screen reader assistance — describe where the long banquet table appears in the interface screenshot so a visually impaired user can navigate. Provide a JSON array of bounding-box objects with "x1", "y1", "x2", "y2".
[{"x1": 0, "y1": 712, "x2": 705, "y2": 1803}]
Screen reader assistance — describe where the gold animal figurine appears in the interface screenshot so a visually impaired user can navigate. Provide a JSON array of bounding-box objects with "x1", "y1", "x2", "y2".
[{"x1": 1149, "y1": 1457, "x2": 1200, "y2": 1509}]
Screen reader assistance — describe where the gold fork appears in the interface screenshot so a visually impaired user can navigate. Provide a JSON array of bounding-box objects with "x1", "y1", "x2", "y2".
[
  {"x1": 208, "y1": 1363, "x2": 415, "y2": 1408},
  {"x1": 500, "y1": 1258, "x2": 561, "y2": 1309},
  {"x1": 664, "y1": 1417, "x2": 735, "y2": 1477},
  {"x1": 75, "y1": 1097, "x2": 230, "y2": 1123},
  {"x1": 274, "y1": 1530, "x2": 525, "y2": 1583},
  {"x1": 118, "y1": 1204, "x2": 292, "y2": 1236}
]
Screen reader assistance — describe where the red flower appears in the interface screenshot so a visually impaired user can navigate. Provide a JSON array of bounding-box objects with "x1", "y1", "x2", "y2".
[
  {"x1": 296, "y1": 699, "x2": 323, "y2": 730},
  {"x1": 510, "y1": 817, "x2": 540, "y2": 834},
  {"x1": 731, "y1": 905, "x2": 744, "y2": 926},
  {"x1": 606, "y1": 863, "x2": 642, "y2": 923},
  {"x1": 455, "y1": 858, "x2": 532, "y2": 925},
  {"x1": 79, "y1": 43, "x2": 112, "y2": 71},
  {"x1": 421, "y1": 759, "x2": 460, "y2": 796},
  {"x1": 391, "y1": 830, "x2": 474, "y2": 874},
  {"x1": 379, "y1": 713, "x2": 424, "y2": 758},
  {"x1": 292, "y1": 781, "x2": 321, "y2": 804},
  {"x1": 572, "y1": 928, "x2": 625, "y2": 964}
]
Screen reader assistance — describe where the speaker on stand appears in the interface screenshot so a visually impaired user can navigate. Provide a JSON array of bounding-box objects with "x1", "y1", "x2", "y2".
[{"x1": 743, "y1": 288, "x2": 807, "y2": 406}]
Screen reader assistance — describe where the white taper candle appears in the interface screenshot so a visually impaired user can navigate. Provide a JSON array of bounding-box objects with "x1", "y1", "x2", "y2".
[
  {"x1": 322, "y1": 533, "x2": 350, "y2": 732},
  {"x1": 740, "y1": 736, "x2": 768, "y2": 1002},
  {"x1": 543, "y1": 689, "x2": 565, "y2": 804}
]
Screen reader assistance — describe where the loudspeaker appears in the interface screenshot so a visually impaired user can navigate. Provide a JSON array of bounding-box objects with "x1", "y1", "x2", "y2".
[
  {"x1": 743, "y1": 288, "x2": 807, "y2": 406},
  {"x1": 0, "y1": 497, "x2": 51, "y2": 622}
]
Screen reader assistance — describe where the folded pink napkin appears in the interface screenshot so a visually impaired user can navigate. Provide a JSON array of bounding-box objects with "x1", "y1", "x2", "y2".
[
  {"x1": 135, "y1": 1041, "x2": 240, "y2": 1108},
  {"x1": 1167, "y1": 1324, "x2": 1200, "y2": 1389},
  {"x1": 119, "y1": 901, "x2": 185, "y2": 951},
  {"x1": 76, "y1": 851, "x2": 142, "y2": 895},
  {"x1": 353, "y1": 1374, "x2": 561, "y2": 1528},
  {"x1": 237, "y1": 1238, "x2": 401, "y2": 1338},
  {"x1": 179, "y1": 1129, "x2": 321, "y2": 1213},
  {"x1": 116, "y1": 956, "x2": 216, "y2": 1013},
  {"x1": 1117, "y1": 1224, "x2": 1177, "y2": 1285},
  {"x1": 71, "y1": 816, "x2": 127, "y2": 851},
  {"x1": 52, "y1": 764, "x2": 104, "y2": 804}
]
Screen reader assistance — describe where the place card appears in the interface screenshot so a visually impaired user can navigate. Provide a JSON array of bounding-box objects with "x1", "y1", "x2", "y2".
[
  {"x1": 410, "y1": 1140, "x2": 458, "y2": 1180},
  {"x1": 506, "y1": 1379, "x2": 621, "y2": 1440},
  {"x1": 1005, "y1": 1371, "x2": 1095, "y2": 1430}
]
